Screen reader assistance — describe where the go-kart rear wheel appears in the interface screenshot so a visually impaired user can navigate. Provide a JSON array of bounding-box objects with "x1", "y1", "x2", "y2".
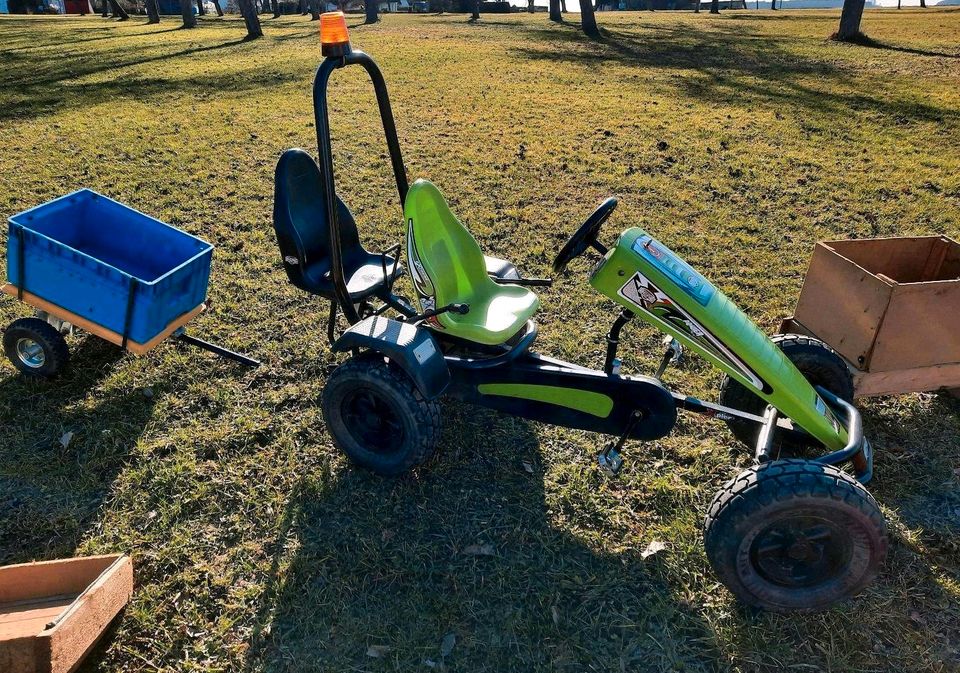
[
  {"x1": 321, "y1": 354, "x2": 441, "y2": 476},
  {"x1": 719, "y1": 334, "x2": 853, "y2": 452},
  {"x1": 3, "y1": 317, "x2": 69, "y2": 379},
  {"x1": 704, "y1": 459, "x2": 886, "y2": 613}
]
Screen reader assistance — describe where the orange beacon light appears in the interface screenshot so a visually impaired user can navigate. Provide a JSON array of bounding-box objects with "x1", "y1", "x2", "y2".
[{"x1": 320, "y1": 11, "x2": 351, "y2": 57}]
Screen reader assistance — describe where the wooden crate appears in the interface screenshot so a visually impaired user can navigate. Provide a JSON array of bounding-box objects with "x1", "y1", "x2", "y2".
[
  {"x1": 781, "y1": 317, "x2": 960, "y2": 398},
  {"x1": 0, "y1": 555, "x2": 133, "y2": 673},
  {"x1": 786, "y1": 235, "x2": 960, "y2": 398}
]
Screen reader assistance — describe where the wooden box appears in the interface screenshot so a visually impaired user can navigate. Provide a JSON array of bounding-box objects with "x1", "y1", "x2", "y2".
[
  {"x1": 787, "y1": 236, "x2": 960, "y2": 397},
  {"x1": 0, "y1": 555, "x2": 133, "y2": 673}
]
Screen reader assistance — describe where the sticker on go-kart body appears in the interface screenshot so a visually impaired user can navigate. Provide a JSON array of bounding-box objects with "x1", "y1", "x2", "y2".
[
  {"x1": 816, "y1": 393, "x2": 842, "y2": 433},
  {"x1": 632, "y1": 235, "x2": 716, "y2": 307},
  {"x1": 618, "y1": 271, "x2": 766, "y2": 392}
]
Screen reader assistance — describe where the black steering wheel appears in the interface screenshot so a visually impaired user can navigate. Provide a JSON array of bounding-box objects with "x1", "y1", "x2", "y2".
[{"x1": 552, "y1": 197, "x2": 618, "y2": 274}]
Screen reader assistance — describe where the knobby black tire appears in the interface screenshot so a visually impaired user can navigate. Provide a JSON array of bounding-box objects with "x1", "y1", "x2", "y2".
[
  {"x1": 704, "y1": 459, "x2": 887, "y2": 613},
  {"x1": 719, "y1": 334, "x2": 854, "y2": 451},
  {"x1": 321, "y1": 354, "x2": 441, "y2": 476},
  {"x1": 3, "y1": 317, "x2": 69, "y2": 378}
]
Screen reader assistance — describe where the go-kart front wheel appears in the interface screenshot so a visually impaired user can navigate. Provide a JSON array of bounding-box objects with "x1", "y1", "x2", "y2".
[
  {"x1": 321, "y1": 354, "x2": 441, "y2": 476},
  {"x1": 704, "y1": 459, "x2": 886, "y2": 613}
]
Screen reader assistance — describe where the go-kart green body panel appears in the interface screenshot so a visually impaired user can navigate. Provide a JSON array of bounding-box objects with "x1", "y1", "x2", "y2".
[{"x1": 589, "y1": 227, "x2": 847, "y2": 451}]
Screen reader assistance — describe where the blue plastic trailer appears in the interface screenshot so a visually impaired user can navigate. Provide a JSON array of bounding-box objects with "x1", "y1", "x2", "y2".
[{"x1": 3, "y1": 190, "x2": 258, "y2": 377}]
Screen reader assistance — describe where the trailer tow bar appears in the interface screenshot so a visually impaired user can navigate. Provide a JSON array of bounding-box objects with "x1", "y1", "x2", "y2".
[{"x1": 173, "y1": 329, "x2": 260, "y2": 367}]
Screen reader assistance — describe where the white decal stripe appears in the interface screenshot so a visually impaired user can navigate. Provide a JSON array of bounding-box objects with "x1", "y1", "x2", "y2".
[{"x1": 618, "y1": 272, "x2": 765, "y2": 392}]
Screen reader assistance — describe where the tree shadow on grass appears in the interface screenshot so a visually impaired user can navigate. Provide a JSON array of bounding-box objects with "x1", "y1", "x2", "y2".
[
  {"x1": 508, "y1": 20, "x2": 958, "y2": 125},
  {"x1": 0, "y1": 335, "x2": 155, "y2": 565},
  {"x1": 0, "y1": 24, "x2": 182, "y2": 54},
  {"x1": 842, "y1": 32, "x2": 960, "y2": 59},
  {"x1": 245, "y1": 405, "x2": 725, "y2": 672},
  {"x1": 0, "y1": 35, "x2": 251, "y2": 92},
  {"x1": 862, "y1": 394, "x2": 960, "y2": 575},
  {"x1": 241, "y1": 382, "x2": 960, "y2": 671},
  {"x1": 1, "y1": 64, "x2": 301, "y2": 123},
  {"x1": 723, "y1": 12, "x2": 838, "y2": 22}
]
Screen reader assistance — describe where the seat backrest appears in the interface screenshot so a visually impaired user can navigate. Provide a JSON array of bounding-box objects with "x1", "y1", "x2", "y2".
[
  {"x1": 404, "y1": 180, "x2": 493, "y2": 308},
  {"x1": 273, "y1": 148, "x2": 362, "y2": 289}
]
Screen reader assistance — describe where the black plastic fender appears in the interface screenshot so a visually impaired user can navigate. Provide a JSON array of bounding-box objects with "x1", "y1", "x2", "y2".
[{"x1": 331, "y1": 316, "x2": 450, "y2": 400}]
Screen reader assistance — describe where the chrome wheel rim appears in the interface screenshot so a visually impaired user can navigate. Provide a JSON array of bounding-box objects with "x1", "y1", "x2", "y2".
[{"x1": 16, "y1": 338, "x2": 46, "y2": 368}]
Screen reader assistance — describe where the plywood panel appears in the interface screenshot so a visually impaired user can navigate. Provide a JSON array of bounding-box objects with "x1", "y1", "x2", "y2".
[
  {"x1": 0, "y1": 597, "x2": 74, "y2": 640},
  {"x1": 781, "y1": 317, "x2": 960, "y2": 397},
  {"x1": 0, "y1": 556, "x2": 117, "y2": 604},
  {"x1": 921, "y1": 239, "x2": 950, "y2": 281},
  {"x1": 0, "y1": 635, "x2": 36, "y2": 673},
  {"x1": 0, "y1": 555, "x2": 132, "y2": 673},
  {"x1": 871, "y1": 280, "x2": 960, "y2": 371},
  {"x1": 853, "y1": 362, "x2": 960, "y2": 397},
  {"x1": 45, "y1": 557, "x2": 133, "y2": 673},
  {"x1": 794, "y1": 243, "x2": 892, "y2": 368},
  {"x1": 829, "y1": 237, "x2": 939, "y2": 283},
  {"x1": 940, "y1": 238, "x2": 960, "y2": 279}
]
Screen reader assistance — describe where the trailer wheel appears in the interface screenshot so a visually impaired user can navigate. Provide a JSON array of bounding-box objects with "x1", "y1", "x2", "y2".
[
  {"x1": 3, "y1": 317, "x2": 69, "y2": 379},
  {"x1": 719, "y1": 334, "x2": 854, "y2": 451},
  {"x1": 321, "y1": 354, "x2": 441, "y2": 476},
  {"x1": 704, "y1": 459, "x2": 886, "y2": 613}
]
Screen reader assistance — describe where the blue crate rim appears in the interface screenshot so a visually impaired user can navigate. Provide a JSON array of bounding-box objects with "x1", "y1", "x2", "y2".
[{"x1": 8, "y1": 188, "x2": 213, "y2": 288}]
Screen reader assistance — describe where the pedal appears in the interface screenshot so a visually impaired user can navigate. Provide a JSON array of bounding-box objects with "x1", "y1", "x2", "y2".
[
  {"x1": 663, "y1": 335, "x2": 683, "y2": 363},
  {"x1": 597, "y1": 444, "x2": 623, "y2": 478}
]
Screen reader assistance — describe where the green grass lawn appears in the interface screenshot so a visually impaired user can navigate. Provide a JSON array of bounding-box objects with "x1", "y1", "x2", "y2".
[{"x1": 2, "y1": 7, "x2": 959, "y2": 671}]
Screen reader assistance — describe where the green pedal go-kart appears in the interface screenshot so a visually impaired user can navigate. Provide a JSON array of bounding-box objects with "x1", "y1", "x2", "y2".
[{"x1": 272, "y1": 13, "x2": 887, "y2": 613}]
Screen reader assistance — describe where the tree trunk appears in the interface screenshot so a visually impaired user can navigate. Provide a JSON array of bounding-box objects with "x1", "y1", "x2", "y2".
[
  {"x1": 197, "y1": 0, "x2": 206, "y2": 15},
  {"x1": 307, "y1": 0, "x2": 319, "y2": 18},
  {"x1": 835, "y1": 0, "x2": 865, "y2": 40},
  {"x1": 109, "y1": 0, "x2": 130, "y2": 18},
  {"x1": 238, "y1": 0, "x2": 263, "y2": 35},
  {"x1": 580, "y1": 0, "x2": 598, "y2": 35},
  {"x1": 548, "y1": 0, "x2": 560, "y2": 20},
  {"x1": 181, "y1": 0, "x2": 196, "y2": 24},
  {"x1": 111, "y1": 0, "x2": 130, "y2": 18},
  {"x1": 212, "y1": 0, "x2": 224, "y2": 14},
  {"x1": 180, "y1": 0, "x2": 196, "y2": 25},
  {"x1": 271, "y1": 0, "x2": 280, "y2": 16},
  {"x1": 919, "y1": 0, "x2": 925, "y2": 7},
  {"x1": 709, "y1": 0, "x2": 718, "y2": 13},
  {"x1": 897, "y1": 0, "x2": 900, "y2": 7},
  {"x1": 526, "y1": 0, "x2": 533, "y2": 11},
  {"x1": 365, "y1": 0, "x2": 378, "y2": 22},
  {"x1": 770, "y1": 0, "x2": 776, "y2": 8},
  {"x1": 471, "y1": 0, "x2": 479, "y2": 18},
  {"x1": 560, "y1": 0, "x2": 566, "y2": 11},
  {"x1": 146, "y1": 0, "x2": 160, "y2": 21},
  {"x1": 693, "y1": 0, "x2": 699, "y2": 12}
]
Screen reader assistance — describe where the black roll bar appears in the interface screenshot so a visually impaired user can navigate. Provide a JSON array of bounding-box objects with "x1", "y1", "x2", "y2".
[{"x1": 312, "y1": 50, "x2": 409, "y2": 325}]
